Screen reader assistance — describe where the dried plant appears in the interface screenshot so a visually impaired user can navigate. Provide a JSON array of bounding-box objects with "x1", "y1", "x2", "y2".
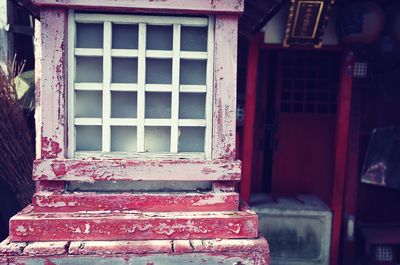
[{"x1": 0, "y1": 55, "x2": 35, "y2": 207}]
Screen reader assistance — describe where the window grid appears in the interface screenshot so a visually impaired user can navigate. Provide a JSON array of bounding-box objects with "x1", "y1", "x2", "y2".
[{"x1": 68, "y1": 11, "x2": 213, "y2": 158}]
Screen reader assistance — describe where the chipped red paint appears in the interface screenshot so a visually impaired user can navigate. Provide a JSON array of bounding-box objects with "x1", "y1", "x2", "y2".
[
  {"x1": 32, "y1": 159, "x2": 242, "y2": 182},
  {"x1": 213, "y1": 16, "x2": 238, "y2": 160},
  {"x1": 35, "y1": 181, "x2": 65, "y2": 193},
  {"x1": 32, "y1": 192, "x2": 239, "y2": 212},
  {"x1": 31, "y1": 0, "x2": 244, "y2": 14},
  {"x1": 41, "y1": 138, "x2": 63, "y2": 159},
  {"x1": 10, "y1": 206, "x2": 258, "y2": 242}
]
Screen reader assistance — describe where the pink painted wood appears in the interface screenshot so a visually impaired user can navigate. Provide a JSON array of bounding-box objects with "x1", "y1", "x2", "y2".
[
  {"x1": 35, "y1": 8, "x2": 67, "y2": 160},
  {"x1": 32, "y1": 158, "x2": 241, "y2": 182},
  {"x1": 32, "y1": 191, "x2": 239, "y2": 212},
  {"x1": 212, "y1": 15, "x2": 238, "y2": 160},
  {"x1": 1, "y1": 237, "x2": 270, "y2": 265},
  {"x1": 10, "y1": 205, "x2": 259, "y2": 242},
  {"x1": 31, "y1": 0, "x2": 244, "y2": 14}
]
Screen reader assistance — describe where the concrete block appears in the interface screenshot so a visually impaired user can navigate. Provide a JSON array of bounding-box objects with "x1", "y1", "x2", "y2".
[{"x1": 251, "y1": 194, "x2": 332, "y2": 265}]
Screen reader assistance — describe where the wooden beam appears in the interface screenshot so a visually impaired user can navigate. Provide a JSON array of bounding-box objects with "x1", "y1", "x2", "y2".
[
  {"x1": 32, "y1": 159, "x2": 241, "y2": 182},
  {"x1": 212, "y1": 15, "x2": 239, "y2": 160},
  {"x1": 330, "y1": 51, "x2": 354, "y2": 265},
  {"x1": 35, "y1": 9, "x2": 67, "y2": 159},
  {"x1": 31, "y1": 0, "x2": 244, "y2": 14},
  {"x1": 240, "y1": 33, "x2": 262, "y2": 203}
]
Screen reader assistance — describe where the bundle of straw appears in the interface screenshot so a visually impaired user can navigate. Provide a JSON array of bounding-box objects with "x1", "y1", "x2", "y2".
[{"x1": 0, "y1": 56, "x2": 34, "y2": 207}]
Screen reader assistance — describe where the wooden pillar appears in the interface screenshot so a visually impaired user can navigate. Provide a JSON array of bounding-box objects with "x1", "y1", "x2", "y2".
[
  {"x1": 240, "y1": 33, "x2": 262, "y2": 203},
  {"x1": 342, "y1": 79, "x2": 362, "y2": 264},
  {"x1": 0, "y1": 0, "x2": 13, "y2": 68},
  {"x1": 330, "y1": 51, "x2": 354, "y2": 265}
]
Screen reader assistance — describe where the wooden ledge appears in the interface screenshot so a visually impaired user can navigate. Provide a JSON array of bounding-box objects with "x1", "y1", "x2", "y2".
[
  {"x1": 31, "y1": 0, "x2": 244, "y2": 15},
  {"x1": 33, "y1": 158, "x2": 241, "y2": 182},
  {"x1": 10, "y1": 205, "x2": 258, "y2": 242},
  {"x1": 33, "y1": 191, "x2": 239, "y2": 212}
]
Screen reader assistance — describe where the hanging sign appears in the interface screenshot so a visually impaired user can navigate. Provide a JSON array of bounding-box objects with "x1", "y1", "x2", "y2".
[{"x1": 284, "y1": 0, "x2": 335, "y2": 48}]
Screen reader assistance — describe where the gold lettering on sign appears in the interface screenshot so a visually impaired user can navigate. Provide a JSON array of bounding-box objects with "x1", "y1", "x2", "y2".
[{"x1": 292, "y1": 1, "x2": 324, "y2": 39}]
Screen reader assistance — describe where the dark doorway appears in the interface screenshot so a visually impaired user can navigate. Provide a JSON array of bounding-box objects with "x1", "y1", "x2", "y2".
[{"x1": 260, "y1": 49, "x2": 342, "y2": 205}]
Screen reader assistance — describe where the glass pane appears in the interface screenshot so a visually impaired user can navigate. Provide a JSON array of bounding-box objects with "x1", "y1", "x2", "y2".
[
  {"x1": 179, "y1": 93, "x2": 205, "y2": 119},
  {"x1": 145, "y1": 92, "x2": 171, "y2": 118},
  {"x1": 180, "y1": 60, "x2": 207, "y2": 85},
  {"x1": 111, "y1": 126, "x2": 137, "y2": 152},
  {"x1": 76, "y1": 57, "x2": 103, "y2": 83},
  {"x1": 76, "y1": 126, "x2": 102, "y2": 151},
  {"x1": 145, "y1": 126, "x2": 170, "y2": 152},
  {"x1": 146, "y1": 59, "x2": 172, "y2": 84},
  {"x1": 146, "y1": 25, "x2": 173, "y2": 50},
  {"x1": 181, "y1": 26, "x2": 207, "y2": 51},
  {"x1": 179, "y1": 127, "x2": 205, "y2": 152},
  {"x1": 112, "y1": 24, "x2": 138, "y2": 49},
  {"x1": 111, "y1": 92, "x2": 137, "y2": 118},
  {"x1": 67, "y1": 180, "x2": 211, "y2": 192},
  {"x1": 76, "y1": 23, "x2": 103, "y2": 48},
  {"x1": 112, "y1": 58, "x2": 138, "y2": 83},
  {"x1": 75, "y1": 91, "x2": 102, "y2": 118}
]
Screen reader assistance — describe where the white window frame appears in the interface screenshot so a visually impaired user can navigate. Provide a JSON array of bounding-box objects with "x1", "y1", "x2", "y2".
[{"x1": 67, "y1": 10, "x2": 214, "y2": 159}]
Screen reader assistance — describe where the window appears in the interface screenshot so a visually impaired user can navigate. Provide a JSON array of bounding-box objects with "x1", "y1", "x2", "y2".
[{"x1": 68, "y1": 11, "x2": 214, "y2": 158}]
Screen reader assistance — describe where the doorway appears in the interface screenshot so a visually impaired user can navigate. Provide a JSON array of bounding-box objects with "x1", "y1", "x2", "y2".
[{"x1": 258, "y1": 49, "x2": 342, "y2": 205}]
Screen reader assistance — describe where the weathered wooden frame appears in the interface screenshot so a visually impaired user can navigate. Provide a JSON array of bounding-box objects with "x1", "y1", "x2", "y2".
[{"x1": 35, "y1": 9, "x2": 238, "y2": 160}]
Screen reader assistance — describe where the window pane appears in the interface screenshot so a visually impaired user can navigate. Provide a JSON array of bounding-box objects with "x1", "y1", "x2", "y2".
[
  {"x1": 76, "y1": 57, "x2": 103, "y2": 82},
  {"x1": 180, "y1": 60, "x2": 206, "y2": 85},
  {"x1": 146, "y1": 25, "x2": 173, "y2": 50},
  {"x1": 145, "y1": 92, "x2": 171, "y2": 118},
  {"x1": 179, "y1": 127, "x2": 205, "y2": 152},
  {"x1": 111, "y1": 126, "x2": 137, "y2": 152},
  {"x1": 146, "y1": 59, "x2": 172, "y2": 84},
  {"x1": 67, "y1": 180, "x2": 211, "y2": 192},
  {"x1": 145, "y1": 126, "x2": 170, "y2": 152},
  {"x1": 181, "y1": 26, "x2": 207, "y2": 51},
  {"x1": 75, "y1": 91, "x2": 102, "y2": 118},
  {"x1": 112, "y1": 58, "x2": 138, "y2": 83},
  {"x1": 112, "y1": 24, "x2": 138, "y2": 49},
  {"x1": 76, "y1": 126, "x2": 102, "y2": 151},
  {"x1": 76, "y1": 23, "x2": 103, "y2": 48},
  {"x1": 179, "y1": 93, "x2": 205, "y2": 119},
  {"x1": 111, "y1": 92, "x2": 137, "y2": 118}
]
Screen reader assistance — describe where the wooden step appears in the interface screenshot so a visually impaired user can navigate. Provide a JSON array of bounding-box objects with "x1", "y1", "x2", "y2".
[
  {"x1": 10, "y1": 205, "x2": 259, "y2": 242},
  {"x1": 33, "y1": 191, "x2": 239, "y2": 212},
  {"x1": 1, "y1": 237, "x2": 270, "y2": 264}
]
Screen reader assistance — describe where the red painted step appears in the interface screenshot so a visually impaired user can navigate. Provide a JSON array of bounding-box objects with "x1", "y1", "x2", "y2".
[
  {"x1": 33, "y1": 191, "x2": 239, "y2": 212},
  {"x1": 10, "y1": 205, "x2": 259, "y2": 242}
]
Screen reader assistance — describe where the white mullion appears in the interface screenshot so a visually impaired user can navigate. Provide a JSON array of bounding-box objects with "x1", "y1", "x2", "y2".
[
  {"x1": 205, "y1": 17, "x2": 214, "y2": 158},
  {"x1": 67, "y1": 10, "x2": 76, "y2": 158},
  {"x1": 75, "y1": 13, "x2": 208, "y2": 26},
  {"x1": 111, "y1": 49, "x2": 138, "y2": 58},
  {"x1": 137, "y1": 23, "x2": 146, "y2": 152},
  {"x1": 170, "y1": 24, "x2": 181, "y2": 153},
  {"x1": 75, "y1": 48, "x2": 103, "y2": 56},
  {"x1": 102, "y1": 22, "x2": 112, "y2": 152},
  {"x1": 75, "y1": 118, "x2": 102, "y2": 126},
  {"x1": 75, "y1": 82, "x2": 103, "y2": 91}
]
